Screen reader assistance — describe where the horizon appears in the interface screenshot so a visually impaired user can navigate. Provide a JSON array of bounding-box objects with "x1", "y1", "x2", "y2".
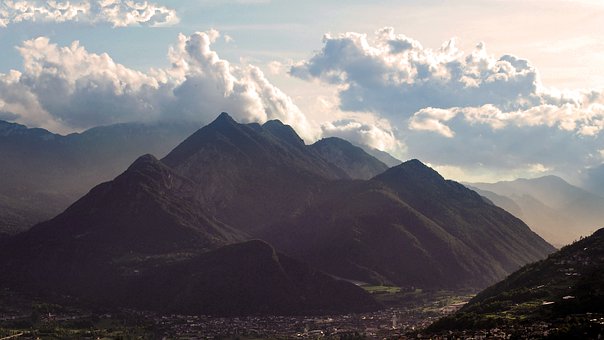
[
  {"x1": 1, "y1": 0, "x2": 603, "y2": 184},
  {"x1": 1, "y1": 110, "x2": 586, "y2": 186}
]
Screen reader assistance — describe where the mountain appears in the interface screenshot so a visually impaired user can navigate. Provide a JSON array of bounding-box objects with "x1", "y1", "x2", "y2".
[
  {"x1": 310, "y1": 137, "x2": 389, "y2": 180},
  {"x1": 161, "y1": 113, "x2": 353, "y2": 233},
  {"x1": 0, "y1": 120, "x2": 197, "y2": 234},
  {"x1": 469, "y1": 176, "x2": 604, "y2": 246},
  {"x1": 261, "y1": 160, "x2": 555, "y2": 289},
  {"x1": 431, "y1": 228, "x2": 604, "y2": 333},
  {"x1": 0, "y1": 153, "x2": 377, "y2": 315}
]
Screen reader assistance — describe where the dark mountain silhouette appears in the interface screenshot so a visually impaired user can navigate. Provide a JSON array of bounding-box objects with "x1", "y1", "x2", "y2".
[
  {"x1": 130, "y1": 240, "x2": 379, "y2": 315},
  {"x1": 310, "y1": 137, "x2": 389, "y2": 180},
  {"x1": 261, "y1": 160, "x2": 555, "y2": 289},
  {"x1": 469, "y1": 176, "x2": 604, "y2": 246},
  {"x1": 0, "y1": 120, "x2": 197, "y2": 234},
  {"x1": 161, "y1": 113, "x2": 353, "y2": 232},
  {"x1": 431, "y1": 228, "x2": 604, "y2": 331},
  {"x1": 0, "y1": 153, "x2": 377, "y2": 315}
]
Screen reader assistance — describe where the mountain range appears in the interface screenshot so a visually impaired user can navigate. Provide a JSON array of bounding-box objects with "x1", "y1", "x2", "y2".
[
  {"x1": 0, "y1": 117, "x2": 395, "y2": 235},
  {"x1": 0, "y1": 113, "x2": 555, "y2": 315},
  {"x1": 0, "y1": 120, "x2": 197, "y2": 235},
  {"x1": 469, "y1": 176, "x2": 604, "y2": 247}
]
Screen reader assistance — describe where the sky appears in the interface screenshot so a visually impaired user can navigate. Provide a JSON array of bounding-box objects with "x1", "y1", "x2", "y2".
[{"x1": 0, "y1": 0, "x2": 603, "y2": 184}]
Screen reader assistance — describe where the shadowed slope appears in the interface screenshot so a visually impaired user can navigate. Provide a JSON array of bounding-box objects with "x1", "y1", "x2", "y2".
[{"x1": 262, "y1": 160, "x2": 554, "y2": 289}]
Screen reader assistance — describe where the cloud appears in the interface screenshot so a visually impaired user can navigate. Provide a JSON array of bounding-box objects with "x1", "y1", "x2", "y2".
[
  {"x1": 409, "y1": 103, "x2": 604, "y2": 137},
  {"x1": 320, "y1": 118, "x2": 404, "y2": 156},
  {"x1": 0, "y1": 0, "x2": 179, "y2": 28},
  {"x1": 0, "y1": 30, "x2": 316, "y2": 140},
  {"x1": 408, "y1": 107, "x2": 457, "y2": 138},
  {"x1": 405, "y1": 109, "x2": 604, "y2": 179},
  {"x1": 290, "y1": 27, "x2": 557, "y2": 118},
  {"x1": 291, "y1": 27, "x2": 604, "y2": 180}
]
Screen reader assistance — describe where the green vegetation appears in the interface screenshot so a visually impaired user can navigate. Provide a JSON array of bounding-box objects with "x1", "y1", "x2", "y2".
[
  {"x1": 362, "y1": 285, "x2": 474, "y2": 313},
  {"x1": 362, "y1": 285, "x2": 402, "y2": 294},
  {"x1": 428, "y1": 228, "x2": 604, "y2": 333}
]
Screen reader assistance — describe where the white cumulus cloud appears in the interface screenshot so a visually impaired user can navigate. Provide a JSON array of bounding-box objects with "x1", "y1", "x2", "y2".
[
  {"x1": 320, "y1": 118, "x2": 404, "y2": 156},
  {"x1": 0, "y1": 0, "x2": 179, "y2": 28},
  {"x1": 0, "y1": 30, "x2": 316, "y2": 140},
  {"x1": 291, "y1": 27, "x2": 604, "y2": 180}
]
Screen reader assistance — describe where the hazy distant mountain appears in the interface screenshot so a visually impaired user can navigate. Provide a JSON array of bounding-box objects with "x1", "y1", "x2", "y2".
[
  {"x1": 0, "y1": 153, "x2": 376, "y2": 315},
  {"x1": 468, "y1": 186, "x2": 524, "y2": 218},
  {"x1": 469, "y1": 176, "x2": 604, "y2": 246},
  {"x1": 583, "y1": 163, "x2": 604, "y2": 197},
  {"x1": 310, "y1": 137, "x2": 389, "y2": 180},
  {"x1": 431, "y1": 227, "x2": 604, "y2": 332},
  {"x1": 262, "y1": 160, "x2": 555, "y2": 289},
  {"x1": 359, "y1": 145, "x2": 401, "y2": 167},
  {"x1": 0, "y1": 120, "x2": 197, "y2": 234}
]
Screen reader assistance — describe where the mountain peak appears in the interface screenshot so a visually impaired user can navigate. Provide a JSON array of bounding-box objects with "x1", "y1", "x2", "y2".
[
  {"x1": 208, "y1": 112, "x2": 237, "y2": 127},
  {"x1": 318, "y1": 136, "x2": 351, "y2": 145},
  {"x1": 376, "y1": 158, "x2": 443, "y2": 182},
  {"x1": 127, "y1": 153, "x2": 161, "y2": 171},
  {"x1": 310, "y1": 137, "x2": 388, "y2": 179},
  {"x1": 217, "y1": 111, "x2": 234, "y2": 121},
  {"x1": 262, "y1": 119, "x2": 305, "y2": 146},
  {"x1": 402, "y1": 158, "x2": 427, "y2": 167}
]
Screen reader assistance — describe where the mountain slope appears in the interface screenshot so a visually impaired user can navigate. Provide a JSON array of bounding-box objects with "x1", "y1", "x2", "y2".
[
  {"x1": 262, "y1": 160, "x2": 555, "y2": 289},
  {"x1": 131, "y1": 240, "x2": 379, "y2": 315},
  {"x1": 431, "y1": 228, "x2": 604, "y2": 331},
  {"x1": 470, "y1": 176, "x2": 604, "y2": 245},
  {"x1": 1, "y1": 154, "x2": 246, "y2": 298}
]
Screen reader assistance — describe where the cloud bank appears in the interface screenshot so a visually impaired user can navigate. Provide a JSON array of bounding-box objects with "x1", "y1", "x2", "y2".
[
  {"x1": 291, "y1": 27, "x2": 604, "y2": 179},
  {"x1": 0, "y1": 0, "x2": 179, "y2": 28},
  {"x1": 0, "y1": 30, "x2": 315, "y2": 139}
]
